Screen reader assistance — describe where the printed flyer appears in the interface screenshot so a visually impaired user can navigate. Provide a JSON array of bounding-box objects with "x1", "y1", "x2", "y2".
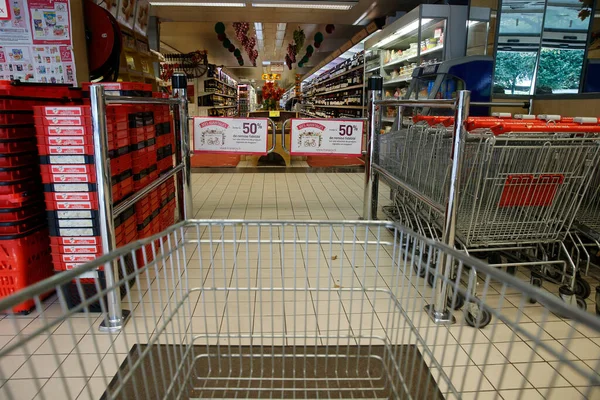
[
  {"x1": 0, "y1": 0, "x2": 33, "y2": 44},
  {"x1": 0, "y1": 45, "x2": 35, "y2": 81},
  {"x1": 290, "y1": 119, "x2": 364, "y2": 156},
  {"x1": 193, "y1": 117, "x2": 269, "y2": 155},
  {"x1": 31, "y1": 44, "x2": 75, "y2": 83},
  {"x1": 28, "y1": 0, "x2": 71, "y2": 45}
]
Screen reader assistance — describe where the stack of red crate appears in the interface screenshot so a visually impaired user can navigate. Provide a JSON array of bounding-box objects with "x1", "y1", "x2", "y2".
[
  {"x1": 154, "y1": 92, "x2": 175, "y2": 174},
  {"x1": 34, "y1": 105, "x2": 127, "y2": 273},
  {"x1": 129, "y1": 105, "x2": 158, "y2": 191},
  {"x1": 0, "y1": 81, "x2": 75, "y2": 312},
  {"x1": 159, "y1": 177, "x2": 177, "y2": 231}
]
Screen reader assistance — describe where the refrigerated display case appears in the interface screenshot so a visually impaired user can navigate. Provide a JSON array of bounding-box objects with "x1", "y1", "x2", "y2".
[{"x1": 364, "y1": 4, "x2": 491, "y2": 128}]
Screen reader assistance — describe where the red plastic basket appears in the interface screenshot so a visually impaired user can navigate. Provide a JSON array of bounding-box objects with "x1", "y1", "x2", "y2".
[
  {"x1": 0, "y1": 165, "x2": 39, "y2": 182},
  {"x1": 0, "y1": 125, "x2": 36, "y2": 140},
  {"x1": 0, "y1": 227, "x2": 53, "y2": 313}
]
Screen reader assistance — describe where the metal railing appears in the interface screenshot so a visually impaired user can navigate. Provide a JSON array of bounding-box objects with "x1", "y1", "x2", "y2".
[{"x1": 89, "y1": 73, "x2": 192, "y2": 332}]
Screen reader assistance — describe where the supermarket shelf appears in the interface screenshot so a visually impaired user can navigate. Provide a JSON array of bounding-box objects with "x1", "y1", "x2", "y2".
[
  {"x1": 382, "y1": 117, "x2": 396, "y2": 123},
  {"x1": 198, "y1": 105, "x2": 237, "y2": 109},
  {"x1": 383, "y1": 76, "x2": 412, "y2": 85},
  {"x1": 311, "y1": 105, "x2": 366, "y2": 109},
  {"x1": 366, "y1": 65, "x2": 381, "y2": 73},
  {"x1": 307, "y1": 64, "x2": 365, "y2": 87},
  {"x1": 198, "y1": 91, "x2": 237, "y2": 99},
  {"x1": 206, "y1": 77, "x2": 237, "y2": 90},
  {"x1": 307, "y1": 84, "x2": 364, "y2": 98},
  {"x1": 382, "y1": 45, "x2": 444, "y2": 68}
]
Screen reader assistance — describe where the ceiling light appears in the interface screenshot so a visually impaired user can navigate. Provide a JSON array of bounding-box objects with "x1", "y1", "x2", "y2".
[
  {"x1": 374, "y1": 19, "x2": 432, "y2": 48},
  {"x1": 254, "y1": 22, "x2": 263, "y2": 32},
  {"x1": 276, "y1": 30, "x2": 285, "y2": 40},
  {"x1": 251, "y1": 1, "x2": 355, "y2": 10},
  {"x1": 150, "y1": 1, "x2": 246, "y2": 6},
  {"x1": 256, "y1": 30, "x2": 264, "y2": 40},
  {"x1": 277, "y1": 23, "x2": 286, "y2": 31},
  {"x1": 262, "y1": 61, "x2": 271, "y2": 65}
]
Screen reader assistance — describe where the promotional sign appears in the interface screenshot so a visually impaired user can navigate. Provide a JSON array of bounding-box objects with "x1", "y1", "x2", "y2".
[
  {"x1": 290, "y1": 119, "x2": 364, "y2": 156},
  {"x1": 1, "y1": 0, "x2": 11, "y2": 20},
  {"x1": 193, "y1": 117, "x2": 269, "y2": 155},
  {"x1": 28, "y1": 0, "x2": 71, "y2": 45},
  {"x1": 0, "y1": 0, "x2": 33, "y2": 44}
]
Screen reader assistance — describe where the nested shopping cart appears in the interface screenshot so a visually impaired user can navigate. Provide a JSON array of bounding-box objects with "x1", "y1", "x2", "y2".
[
  {"x1": 364, "y1": 87, "x2": 600, "y2": 326},
  {"x1": 1, "y1": 219, "x2": 600, "y2": 399}
]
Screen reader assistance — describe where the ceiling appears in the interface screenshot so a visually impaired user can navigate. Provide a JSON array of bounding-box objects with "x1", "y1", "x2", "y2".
[{"x1": 154, "y1": 0, "x2": 420, "y2": 86}]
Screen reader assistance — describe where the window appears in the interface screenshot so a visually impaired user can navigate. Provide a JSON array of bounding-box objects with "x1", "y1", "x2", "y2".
[{"x1": 493, "y1": 0, "x2": 593, "y2": 95}]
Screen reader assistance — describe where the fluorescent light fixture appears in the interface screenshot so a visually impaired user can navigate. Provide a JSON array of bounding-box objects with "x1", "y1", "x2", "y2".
[
  {"x1": 275, "y1": 39, "x2": 283, "y2": 47},
  {"x1": 150, "y1": 1, "x2": 246, "y2": 6},
  {"x1": 251, "y1": 1, "x2": 355, "y2": 10},
  {"x1": 256, "y1": 30, "x2": 264, "y2": 40},
  {"x1": 254, "y1": 22, "x2": 263, "y2": 32},
  {"x1": 374, "y1": 18, "x2": 432, "y2": 48},
  {"x1": 468, "y1": 20, "x2": 482, "y2": 27},
  {"x1": 277, "y1": 23, "x2": 286, "y2": 31},
  {"x1": 262, "y1": 61, "x2": 271, "y2": 65},
  {"x1": 276, "y1": 30, "x2": 285, "y2": 40}
]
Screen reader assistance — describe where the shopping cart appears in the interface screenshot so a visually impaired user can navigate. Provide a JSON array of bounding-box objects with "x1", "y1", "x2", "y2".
[
  {"x1": 371, "y1": 102, "x2": 600, "y2": 323},
  {"x1": 1, "y1": 220, "x2": 600, "y2": 399}
]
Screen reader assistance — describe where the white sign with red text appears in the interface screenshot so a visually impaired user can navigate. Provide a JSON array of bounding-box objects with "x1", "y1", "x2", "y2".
[
  {"x1": 193, "y1": 117, "x2": 269, "y2": 155},
  {"x1": 290, "y1": 119, "x2": 364, "y2": 156}
]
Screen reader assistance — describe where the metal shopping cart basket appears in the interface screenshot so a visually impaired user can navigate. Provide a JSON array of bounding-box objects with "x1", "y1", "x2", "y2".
[
  {"x1": 372, "y1": 99, "x2": 600, "y2": 322},
  {"x1": 1, "y1": 220, "x2": 600, "y2": 399}
]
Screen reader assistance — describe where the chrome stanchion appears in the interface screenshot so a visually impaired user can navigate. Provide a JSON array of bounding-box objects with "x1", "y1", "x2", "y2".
[
  {"x1": 172, "y1": 73, "x2": 193, "y2": 221},
  {"x1": 363, "y1": 76, "x2": 383, "y2": 220},
  {"x1": 424, "y1": 90, "x2": 471, "y2": 325},
  {"x1": 91, "y1": 85, "x2": 131, "y2": 332}
]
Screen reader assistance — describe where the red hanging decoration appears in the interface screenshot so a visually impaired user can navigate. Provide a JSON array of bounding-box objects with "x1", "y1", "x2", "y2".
[{"x1": 325, "y1": 24, "x2": 335, "y2": 34}]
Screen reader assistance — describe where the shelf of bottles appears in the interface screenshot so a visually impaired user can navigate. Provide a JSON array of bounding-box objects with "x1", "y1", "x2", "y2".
[
  {"x1": 238, "y1": 84, "x2": 256, "y2": 117},
  {"x1": 302, "y1": 51, "x2": 365, "y2": 118},
  {"x1": 197, "y1": 65, "x2": 238, "y2": 117}
]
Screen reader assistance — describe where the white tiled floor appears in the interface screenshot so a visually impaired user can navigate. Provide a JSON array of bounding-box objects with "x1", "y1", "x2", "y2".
[{"x1": 0, "y1": 172, "x2": 600, "y2": 399}]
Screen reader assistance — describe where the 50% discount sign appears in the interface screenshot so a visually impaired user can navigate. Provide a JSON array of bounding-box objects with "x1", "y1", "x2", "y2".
[
  {"x1": 193, "y1": 117, "x2": 269, "y2": 155},
  {"x1": 290, "y1": 119, "x2": 364, "y2": 156}
]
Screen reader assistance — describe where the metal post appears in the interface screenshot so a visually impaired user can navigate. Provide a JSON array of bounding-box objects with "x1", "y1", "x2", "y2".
[
  {"x1": 172, "y1": 73, "x2": 193, "y2": 221},
  {"x1": 91, "y1": 85, "x2": 131, "y2": 332},
  {"x1": 363, "y1": 76, "x2": 383, "y2": 220},
  {"x1": 425, "y1": 90, "x2": 470, "y2": 325}
]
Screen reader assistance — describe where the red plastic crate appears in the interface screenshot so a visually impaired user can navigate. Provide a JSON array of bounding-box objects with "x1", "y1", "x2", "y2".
[
  {"x1": 45, "y1": 198, "x2": 100, "y2": 210},
  {"x1": 34, "y1": 115, "x2": 93, "y2": 126},
  {"x1": 0, "y1": 125, "x2": 37, "y2": 140},
  {"x1": 0, "y1": 179, "x2": 40, "y2": 196},
  {"x1": 37, "y1": 135, "x2": 92, "y2": 146},
  {"x1": 41, "y1": 171, "x2": 96, "y2": 184},
  {"x1": 50, "y1": 236, "x2": 101, "y2": 246},
  {"x1": 41, "y1": 164, "x2": 95, "y2": 175},
  {"x1": 0, "y1": 165, "x2": 39, "y2": 182},
  {"x1": 37, "y1": 144, "x2": 95, "y2": 155},
  {"x1": 33, "y1": 106, "x2": 90, "y2": 117},
  {"x1": 0, "y1": 112, "x2": 34, "y2": 125},
  {"x1": 0, "y1": 81, "x2": 71, "y2": 99},
  {"x1": 0, "y1": 227, "x2": 53, "y2": 313},
  {"x1": 0, "y1": 98, "x2": 39, "y2": 111},
  {"x1": 0, "y1": 213, "x2": 46, "y2": 236},
  {"x1": 0, "y1": 138, "x2": 37, "y2": 153},
  {"x1": 51, "y1": 243, "x2": 102, "y2": 254},
  {"x1": 36, "y1": 124, "x2": 93, "y2": 136},
  {"x1": 45, "y1": 191, "x2": 98, "y2": 202},
  {"x1": 52, "y1": 252, "x2": 100, "y2": 264},
  {"x1": 0, "y1": 202, "x2": 45, "y2": 222}
]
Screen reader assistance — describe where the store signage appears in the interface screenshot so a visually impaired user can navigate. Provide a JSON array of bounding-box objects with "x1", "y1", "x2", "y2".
[
  {"x1": 269, "y1": 110, "x2": 280, "y2": 117},
  {"x1": 270, "y1": 62, "x2": 284, "y2": 73},
  {"x1": 0, "y1": 0, "x2": 10, "y2": 20},
  {"x1": 290, "y1": 119, "x2": 364, "y2": 156},
  {"x1": 193, "y1": 117, "x2": 269, "y2": 155},
  {"x1": 261, "y1": 73, "x2": 281, "y2": 80}
]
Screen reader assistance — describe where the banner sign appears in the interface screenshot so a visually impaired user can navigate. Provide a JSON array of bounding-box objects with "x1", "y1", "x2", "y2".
[
  {"x1": 290, "y1": 119, "x2": 364, "y2": 156},
  {"x1": 193, "y1": 117, "x2": 269, "y2": 155}
]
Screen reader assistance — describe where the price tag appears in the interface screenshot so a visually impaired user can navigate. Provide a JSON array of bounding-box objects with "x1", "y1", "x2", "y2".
[
  {"x1": 290, "y1": 119, "x2": 364, "y2": 156},
  {"x1": 193, "y1": 117, "x2": 269, "y2": 155},
  {"x1": 269, "y1": 110, "x2": 280, "y2": 117}
]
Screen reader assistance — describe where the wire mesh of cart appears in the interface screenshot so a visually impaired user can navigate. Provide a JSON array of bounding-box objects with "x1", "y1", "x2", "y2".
[
  {"x1": 378, "y1": 115, "x2": 600, "y2": 318},
  {"x1": 2, "y1": 220, "x2": 600, "y2": 399}
]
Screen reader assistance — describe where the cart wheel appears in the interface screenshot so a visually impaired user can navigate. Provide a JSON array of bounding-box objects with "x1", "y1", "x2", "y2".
[
  {"x1": 427, "y1": 270, "x2": 436, "y2": 288},
  {"x1": 528, "y1": 271, "x2": 543, "y2": 304},
  {"x1": 447, "y1": 289, "x2": 465, "y2": 310},
  {"x1": 413, "y1": 262, "x2": 427, "y2": 278},
  {"x1": 574, "y1": 277, "x2": 591, "y2": 300},
  {"x1": 465, "y1": 306, "x2": 492, "y2": 329},
  {"x1": 576, "y1": 296, "x2": 587, "y2": 312}
]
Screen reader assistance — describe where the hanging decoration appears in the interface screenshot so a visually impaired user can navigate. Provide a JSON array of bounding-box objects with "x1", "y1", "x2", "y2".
[
  {"x1": 293, "y1": 27, "x2": 306, "y2": 55},
  {"x1": 325, "y1": 24, "x2": 335, "y2": 34},
  {"x1": 313, "y1": 31, "x2": 324, "y2": 49},
  {"x1": 232, "y1": 22, "x2": 258, "y2": 66},
  {"x1": 297, "y1": 43, "x2": 315, "y2": 69},
  {"x1": 215, "y1": 21, "x2": 244, "y2": 66}
]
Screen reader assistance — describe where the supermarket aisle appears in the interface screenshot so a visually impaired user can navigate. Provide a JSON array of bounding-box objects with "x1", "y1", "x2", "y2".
[
  {"x1": 0, "y1": 172, "x2": 600, "y2": 399},
  {"x1": 190, "y1": 172, "x2": 374, "y2": 220}
]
